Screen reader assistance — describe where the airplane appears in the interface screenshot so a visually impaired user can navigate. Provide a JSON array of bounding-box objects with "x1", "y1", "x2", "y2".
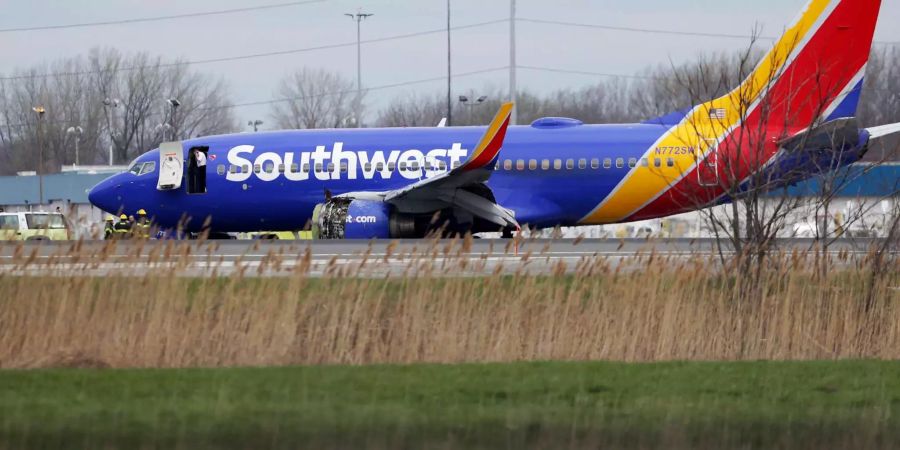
[{"x1": 89, "y1": 0, "x2": 899, "y2": 239}]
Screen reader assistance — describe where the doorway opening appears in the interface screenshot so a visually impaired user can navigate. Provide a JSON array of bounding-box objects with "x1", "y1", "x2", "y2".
[{"x1": 187, "y1": 146, "x2": 209, "y2": 194}]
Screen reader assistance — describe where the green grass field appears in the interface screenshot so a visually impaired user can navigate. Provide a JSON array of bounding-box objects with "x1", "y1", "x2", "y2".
[{"x1": 2, "y1": 360, "x2": 899, "y2": 449}]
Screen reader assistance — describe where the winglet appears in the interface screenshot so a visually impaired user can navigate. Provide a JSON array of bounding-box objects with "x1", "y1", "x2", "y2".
[{"x1": 458, "y1": 102, "x2": 513, "y2": 172}]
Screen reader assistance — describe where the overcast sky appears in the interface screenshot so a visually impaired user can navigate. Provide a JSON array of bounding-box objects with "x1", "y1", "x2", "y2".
[{"x1": 2, "y1": 0, "x2": 898, "y2": 130}]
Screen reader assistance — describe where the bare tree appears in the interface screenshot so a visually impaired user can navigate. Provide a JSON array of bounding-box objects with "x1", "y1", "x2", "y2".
[
  {"x1": 375, "y1": 81, "x2": 643, "y2": 129},
  {"x1": 376, "y1": 92, "x2": 447, "y2": 127},
  {"x1": 858, "y1": 48, "x2": 900, "y2": 160},
  {"x1": 0, "y1": 61, "x2": 105, "y2": 173},
  {"x1": 90, "y1": 48, "x2": 236, "y2": 164},
  {"x1": 94, "y1": 49, "x2": 168, "y2": 165},
  {"x1": 534, "y1": 79, "x2": 637, "y2": 124},
  {"x1": 270, "y1": 68, "x2": 359, "y2": 129},
  {"x1": 863, "y1": 195, "x2": 900, "y2": 312},
  {"x1": 620, "y1": 34, "x2": 851, "y2": 299},
  {"x1": 0, "y1": 47, "x2": 236, "y2": 175}
]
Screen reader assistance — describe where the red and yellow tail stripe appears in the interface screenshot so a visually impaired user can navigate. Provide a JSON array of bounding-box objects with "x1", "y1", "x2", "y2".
[
  {"x1": 627, "y1": 0, "x2": 879, "y2": 221},
  {"x1": 579, "y1": 0, "x2": 876, "y2": 224},
  {"x1": 459, "y1": 102, "x2": 514, "y2": 172}
]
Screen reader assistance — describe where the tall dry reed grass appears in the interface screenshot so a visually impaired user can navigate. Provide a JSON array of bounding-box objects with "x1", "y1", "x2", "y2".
[{"x1": 0, "y1": 241, "x2": 898, "y2": 368}]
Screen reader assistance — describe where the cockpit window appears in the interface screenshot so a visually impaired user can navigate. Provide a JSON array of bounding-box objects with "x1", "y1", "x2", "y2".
[
  {"x1": 139, "y1": 161, "x2": 156, "y2": 175},
  {"x1": 128, "y1": 161, "x2": 157, "y2": 176}
]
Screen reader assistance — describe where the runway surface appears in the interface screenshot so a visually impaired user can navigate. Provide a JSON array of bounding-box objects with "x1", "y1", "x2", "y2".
[{"x1": 0, "y1": 238, "x2": 891, "y2": 277}]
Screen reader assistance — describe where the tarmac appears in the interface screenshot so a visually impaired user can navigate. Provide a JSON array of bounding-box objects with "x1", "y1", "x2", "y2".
[{"x1": 0, "y1": 238, "x2": 891, "y2": 278}]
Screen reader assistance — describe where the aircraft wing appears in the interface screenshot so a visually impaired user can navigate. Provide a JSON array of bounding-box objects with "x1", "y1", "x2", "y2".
[{"x1": 337, "y1": 102, "x2": 518, "y2": 229}]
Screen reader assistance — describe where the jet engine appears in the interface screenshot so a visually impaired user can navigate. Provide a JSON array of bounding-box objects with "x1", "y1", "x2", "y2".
[{"x1": 312, "y1": 198, "x2": 418, "y2": 239}]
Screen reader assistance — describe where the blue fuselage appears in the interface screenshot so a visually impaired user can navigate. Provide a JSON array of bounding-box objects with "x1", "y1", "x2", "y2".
[{"x1": 87, "y1": 121, "x2": 866, "y2": 233}]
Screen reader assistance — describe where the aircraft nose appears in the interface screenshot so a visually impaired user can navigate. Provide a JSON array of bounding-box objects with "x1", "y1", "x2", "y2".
[{"x1": 88, "y1": 177, "x2": 120, "y2": 213}]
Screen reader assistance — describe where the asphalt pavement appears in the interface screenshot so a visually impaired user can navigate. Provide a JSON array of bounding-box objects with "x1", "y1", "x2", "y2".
[{"x1": 0, "y1": 238, "x2": 890, "y2": 277}]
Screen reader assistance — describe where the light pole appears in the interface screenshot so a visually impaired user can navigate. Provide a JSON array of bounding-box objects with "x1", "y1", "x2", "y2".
[
  {"x1": 102, "y1": 97, "x2": 120, "y2": 166},
  {"x1": 458, "y1": 95, "x2": 488, "y2": 124},
  {"x1": 248, "y1": 120, "x2": 263, "y2": 132},
  {"x1": 32, "y1": 106, "x2": 45, "y2": 207},
  {"x1": 167, "y1": 98, "x2": 181, "y2": 140},
  {"x1": 66, "y1": 126, "x2": 83, "y2": 166},
  {"x1": 509, "y1": 0, "x2": 517, "y2": 125},
  {"x1": 345, "y1": 10, "x2": 373, "y2": 128},
  {"x1": 447, "y1": 0, "x2": 452, "y2": 126},
  {"x1": 155, "y1": 123, "x2": 172, "y2": 137}
]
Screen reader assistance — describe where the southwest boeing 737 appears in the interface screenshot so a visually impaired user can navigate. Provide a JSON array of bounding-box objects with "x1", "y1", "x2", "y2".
[{"x1": 89, "y1": 0, "x2": 900, "y2": 239}]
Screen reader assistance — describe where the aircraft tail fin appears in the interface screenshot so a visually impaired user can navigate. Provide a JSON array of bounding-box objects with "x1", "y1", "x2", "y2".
[{"x1": 648, "y1": 0, "x2": 880, "y2": 131}]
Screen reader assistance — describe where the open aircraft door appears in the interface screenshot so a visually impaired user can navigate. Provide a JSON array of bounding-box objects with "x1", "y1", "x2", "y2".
[{"x1": 157, "y1": 141, "x2": 184, "y2": 190}]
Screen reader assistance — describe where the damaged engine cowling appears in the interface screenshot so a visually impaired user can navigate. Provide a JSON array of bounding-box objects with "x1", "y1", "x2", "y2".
[{"x1": 312, "y1": 199, "x2": 418, "y2": 239}]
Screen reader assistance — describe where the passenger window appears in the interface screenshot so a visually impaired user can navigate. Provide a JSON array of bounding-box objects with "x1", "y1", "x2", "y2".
[
  {"x1": 516, "y1": 159, "x2": 525, "y2": 170},
  {"x1": 641, "y1": 158, "x2": 649, "y2": 167},
  {"x1": 566, "y1": 159, "x2": 574, "y2": 170},
  {"x1": 302, "y1": 163, "x2": 310, "y2": 173},
  {"x1": 340, "y1": 162, "x2": 348, "y2": 173},
  {"x1": 503, "y1": 160, "x2": 512, "y2": 170},
  {"x1": 327, "y1": 163, "x2": 334, "y2": 172},
  {"x1": 290, "y1": 164, "x2": 299, "y2": 172},
  {"x1": 667, "y1": 157, "x2": 675, "y2": 167},
  {"x1": 541, "y1": 159, "x2": 550, "y2": 170},
  {"x1": 553, "y1": 159, "x2": 562, "y2": 170},
  {"x1": 229, "y1": 165, "x2": 238, "y2": 174},
  {"x1": 452, "y1": 161, "x2": 461, "y2": 169},
  {"x1": 242, "y1": 165, "x2": 250, "y2": 174},
  {"x1": 278, "y1": 164, "x2": 285, "y2": 173},
  {"x1": 628, "y1": 158, "x2": 637, "y2": 168},
  {"x1": 254, "y1": 164, "x2": 261, "y2": 174},
  {"x1": 590, "y1": 159, "x2": 600, "y2": 169},
  {"x1": 528, "y1": 159, "x2": 537, "y2": 170},
  {"x1": 399, "y1": 161, "x2": 407, "y2": 171},
  {"x1": 265, "y1": 163, "x2": 275, "y2": 173},
  {"x1": 654, "y1": 158, "x2": 661, "y2": 168},
  {"x1": 440, "y1": 161, "x2": 447, "y2": 170},
  {"x1": 364, "y1": 162, "x2": 372, "y2": 171},
  {"x1": 216, "y1": 164, "x2": 225, "y2": 176},
  {"x1": 578, "y1": 158, "x2": 587, "y2": 169},
  {"x1": 411, "y1": 161, "x2": 420, "y2": 171},
  {"x1": 615, "y1": 158, "x2": 624, "y2": 168},
  {"x1": 375, "y1": 162, "x2": 383, "y2": 171},
  {"x1": 388, "y1": 162, "x2": 396, "y2": 171},
  {"x1": 315, "y1": 163, "x2": 323, "y2": 173},
  {"x1": 603, "y1": 158, "x2": 611, "y2": 169}
]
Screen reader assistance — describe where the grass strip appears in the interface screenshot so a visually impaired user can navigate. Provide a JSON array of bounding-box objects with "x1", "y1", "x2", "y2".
[{"x1": 1, "y1": 360, "x2": 899, "y2": 449}]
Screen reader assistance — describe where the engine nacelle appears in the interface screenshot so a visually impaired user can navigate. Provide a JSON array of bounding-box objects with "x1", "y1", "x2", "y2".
[{"x1": 313, "y1": 199, "x2": 417, "y2": 239}]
